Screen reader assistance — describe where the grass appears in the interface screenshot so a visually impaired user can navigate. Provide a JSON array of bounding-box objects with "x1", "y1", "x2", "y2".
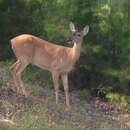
[
  {"x1": 17, "y1": 106, "x2": 48, "y2": 130},
  {"x1": 0, "y1": 99, "x2": 80, "y2": 130},
  {"x1": 0, "y1": 60, "x2": 130, "y2": 130},
  {"x1": 106, "y1": 92, "x2": 129, "y2": 107},
  {"x1": 23, "y1": 65, "x2": 53, "y2": 88},
  {"x1": 78, "y1": 90, "x2": 92, "y2": 101},
  {"x1": 0, "y1": 60, "x2": 81, "y2": 130}
]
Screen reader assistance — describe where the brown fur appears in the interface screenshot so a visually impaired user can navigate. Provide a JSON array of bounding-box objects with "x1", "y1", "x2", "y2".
[{"x1": 10, "y1": 23, "x2": 89, "y2": 108}]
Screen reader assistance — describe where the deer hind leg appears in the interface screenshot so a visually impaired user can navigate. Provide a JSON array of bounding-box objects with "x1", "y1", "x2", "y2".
[
  {"x1": 10, "y1": 60, "x2": 22, "y2": 92},
  {"x1": 52, "y1": 72, "x2": 60, "y2": 105},
  {"x1": 61, "y1": 72, "x2": 70, "y2": 108},
  {"x1": 15, "y1": 59, "x2": 28, "y2": 97}
]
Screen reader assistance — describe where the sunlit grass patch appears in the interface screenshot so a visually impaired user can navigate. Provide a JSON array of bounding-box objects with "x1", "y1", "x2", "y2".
[
  {"x1": 12, "y1": 102, "x2": 79, "y2": 130},
  {"x1": 16, "y1": 106, "x2": 48, "y2": 130},
  {"x1": 106, "y1": 93, "x2": 129, "y2": 107},
  {"x1": 0, "y1": 121, "x2": 17, "y2": 130}
]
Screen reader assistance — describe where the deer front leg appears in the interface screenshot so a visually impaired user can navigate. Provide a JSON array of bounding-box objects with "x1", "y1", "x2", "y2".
[
  {"x1": 61, "y1": 72, "x2": 70, "y2": 108},
  {"x1": 52, "y1": 72, "x2": 60, "y2": 105}
]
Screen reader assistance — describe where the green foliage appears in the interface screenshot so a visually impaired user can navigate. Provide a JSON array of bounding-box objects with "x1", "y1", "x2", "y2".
[
  {"x1": 19, "y1": 106, "x2": 48, "y2": 130},
  {"x1": 0, "y1": 0, "x2": 130, "y2": 104},
  {"x1": 22, "y1": 65, "x2": 53, "y2": 87},
  {"x1": 78, "y1": 90, "x2": 92, "y2": 100},
  {"x1": 106, "y1": 93, "x2": 129, "y2": 107}
]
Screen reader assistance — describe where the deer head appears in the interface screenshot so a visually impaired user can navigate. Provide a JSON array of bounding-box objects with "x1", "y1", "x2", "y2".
[{"x1": 67, "y1": 22, "x2": 89, "y2": 44}]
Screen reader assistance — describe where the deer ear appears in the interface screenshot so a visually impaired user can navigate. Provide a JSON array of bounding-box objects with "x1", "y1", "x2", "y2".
[
  {"x1": 69, "y1": 22, "x2": 76, "y2": 33},
  {"x1": 83, "y1": 26, "x2": 89, "y2": 36}
]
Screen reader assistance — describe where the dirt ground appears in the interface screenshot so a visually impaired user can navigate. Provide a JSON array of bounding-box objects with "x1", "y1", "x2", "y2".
[{"x1": 0, "y1": 62, "x2": 130, "y2": 130}]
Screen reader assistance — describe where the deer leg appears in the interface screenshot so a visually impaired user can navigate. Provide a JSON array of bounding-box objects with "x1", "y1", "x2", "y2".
[
  {"x1": 10, "y1": 60, "x2": 21, "y2": 92},
  {"x1": 15, "y1": 60, "x2": 28, "y2": 97},
  {"x1": 10, "y1": 61, "x2": 18, "y2": 71},
  {"x1": 61, "y1": 72, "x2": 70, "y2": 108},
  {"x1": 52, "y1": 72, "x2": 60, "y2": 105}
]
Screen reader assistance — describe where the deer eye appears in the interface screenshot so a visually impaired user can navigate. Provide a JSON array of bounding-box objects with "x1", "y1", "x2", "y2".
[
  {"x1": 77, "y1": 34, "x2": 81, "y2": 36},
  {"x1": 73, "y1": 33, "x2": 76, "y2": 36}
]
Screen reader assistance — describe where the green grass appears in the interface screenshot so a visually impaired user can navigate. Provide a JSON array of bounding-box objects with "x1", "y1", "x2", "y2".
[
  {"x1": 78, "y1": 90, "x2": 92, "y2": 100},
  {"x1": 0, "y1": 60, "x2": 80, "y2": 130},
  {"x1": 17, "y1": 106, "x2": 48, "y2": 130},
  {"x1": 22, "y1": 65, "x2": 53, "y2": 88},
  {"x1": 0, "y1": 60, "x2": 130, "y2": 130},
  {"x1": 106, "y1": 93, "x2": 129, "y2": 107},
  {"x1": 0, "y1": 122, "x2": 17, "y2": 130},
  {"x1": 0, "y1": 105, "x2": 79, "y2": 130}
]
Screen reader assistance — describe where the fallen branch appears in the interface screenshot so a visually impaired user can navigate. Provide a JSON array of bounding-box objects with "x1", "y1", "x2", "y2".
[{"x1": 0, "y1": 118, "x2": 16, "y2": 126}]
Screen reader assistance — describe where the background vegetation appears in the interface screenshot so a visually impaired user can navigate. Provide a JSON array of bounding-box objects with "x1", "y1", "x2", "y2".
[{"x1": 0, "y1": 0, "x2": 130, "y2": 105}]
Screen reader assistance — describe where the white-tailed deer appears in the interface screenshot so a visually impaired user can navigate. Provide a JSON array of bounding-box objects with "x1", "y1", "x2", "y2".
[{"x1": 10, "y1": 22, "x2": 89, "y2": 108}]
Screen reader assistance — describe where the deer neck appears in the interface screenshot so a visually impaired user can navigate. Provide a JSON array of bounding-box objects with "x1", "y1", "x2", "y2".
[{"x1": 72, "y1": 42, "x2": 81, "y2": 62}]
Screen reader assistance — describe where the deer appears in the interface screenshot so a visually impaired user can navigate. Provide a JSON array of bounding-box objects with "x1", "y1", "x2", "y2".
[{"x1": 10, "y1": 22, "x2": 89, "y2": 108}]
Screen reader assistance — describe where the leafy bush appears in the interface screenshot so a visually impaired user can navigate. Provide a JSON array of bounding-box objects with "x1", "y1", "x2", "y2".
[{"x1": 106, "y1": 93, "x2": 129, "y2": 107}]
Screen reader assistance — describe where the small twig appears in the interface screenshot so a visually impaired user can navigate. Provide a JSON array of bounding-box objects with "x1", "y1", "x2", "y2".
[{"x1": 0, "y1": 118, "x2": 16, "y2": 126}]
